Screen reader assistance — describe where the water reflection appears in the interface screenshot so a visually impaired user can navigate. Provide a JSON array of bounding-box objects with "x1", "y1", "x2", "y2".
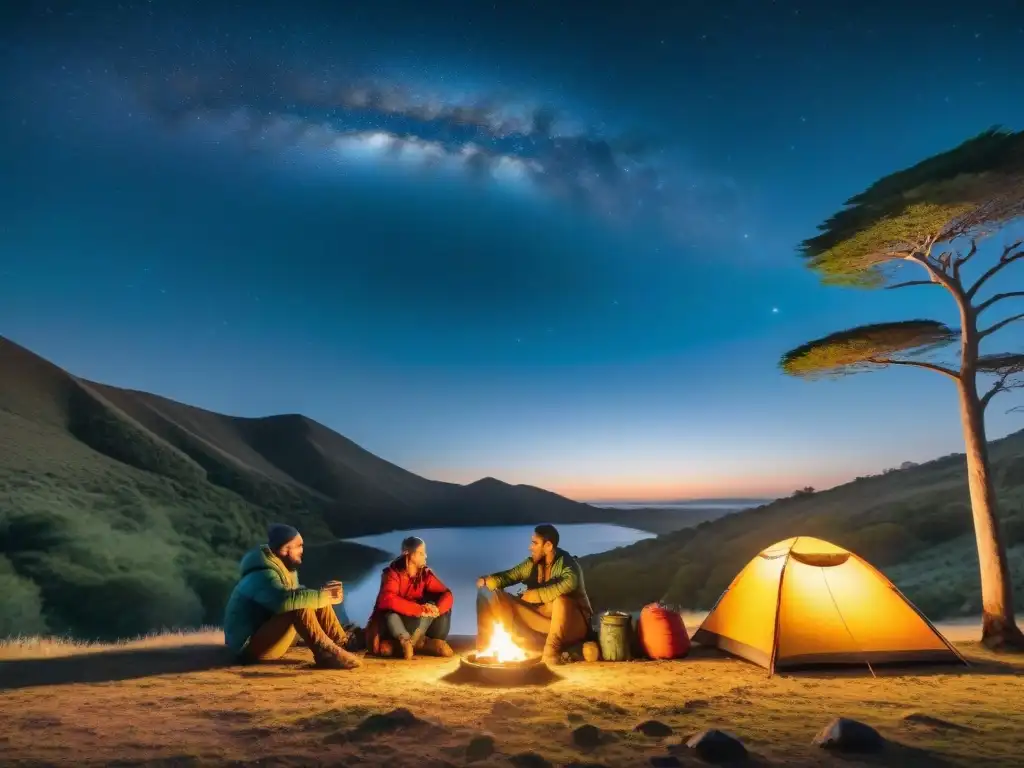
[{"x1": 334, "y1": 524, "x2": 655, "y2": 635}]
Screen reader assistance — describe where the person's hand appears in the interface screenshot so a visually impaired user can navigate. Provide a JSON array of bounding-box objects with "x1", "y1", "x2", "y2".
[
  {"x1": 477, "y1": 576, "x2": 497, "y2": 590},
  {"x1": 520, "y1": 589, "x2": 541, "y2": 604},
  {"x1": 421, "y1": 602, "x2": 440, "y2": 618},
  {"x1": 322, "y1": 583, "x2": 343, "y2": 603}
]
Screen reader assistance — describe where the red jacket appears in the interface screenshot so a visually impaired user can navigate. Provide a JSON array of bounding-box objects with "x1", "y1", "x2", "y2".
[{"x1": 364, "y1": 557, "x2": 454, "y2": 654}]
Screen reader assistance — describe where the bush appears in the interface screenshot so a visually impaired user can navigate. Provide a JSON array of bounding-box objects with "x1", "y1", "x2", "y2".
[
  {"x1": 0, "y1": 556, "x2": 49, "y2": 637},
  {"x1": 842, "y1": 523, "x2": 924, "y2": 567},
  {"x1": 663, "y1": 561, "x2": 711, "y2": 606}
]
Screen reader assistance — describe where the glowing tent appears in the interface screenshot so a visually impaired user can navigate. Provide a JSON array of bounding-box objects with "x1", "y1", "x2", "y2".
[{"x1": 691, "y1": 536, "x2": 967, "y2": 675}]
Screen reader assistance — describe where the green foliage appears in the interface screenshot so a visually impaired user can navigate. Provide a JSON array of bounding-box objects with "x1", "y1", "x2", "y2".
[
  {"x1": 800, "y1": 127, "x2": 1024, "y2": 286},
  {"x1": 780, "y1": 320, "x2": 959, "y2": 379},
  {"x1": 0, "y1": 459, "x2": 386, "y2": 640},
  {"x1": 66, "y1": 384, "x2": 206, "y2": 485},
  {"x1": 808, "y1": 202, "x2": 977, "y2": 286},
  {"x1": 842, "y1": 522, "x2": 925, "y2": 567},
  {"x1": 0, "y1": 556, "x2": 49, "y2": 637}
]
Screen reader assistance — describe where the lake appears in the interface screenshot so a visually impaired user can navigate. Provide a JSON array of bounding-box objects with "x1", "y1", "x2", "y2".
[{"x1": 331, "y1": 524, "x2": 655, "y2": 636}]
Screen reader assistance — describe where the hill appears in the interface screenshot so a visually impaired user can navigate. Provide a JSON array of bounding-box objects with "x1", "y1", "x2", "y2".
[
  {"x1": 0, "y1": 336, "x2": 714, "y2": 640},
  {"x1": 580, "y1": 428, "x2": 1024, "y2": 620}
]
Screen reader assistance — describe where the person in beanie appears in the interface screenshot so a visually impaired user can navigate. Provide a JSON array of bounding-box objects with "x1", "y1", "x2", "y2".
[
  {"x1": 365, "y1": 536, "x2": 455, "y2": 660},
  {"x1": 223, "y1": 523, "x2": 360, "y2": 669}
]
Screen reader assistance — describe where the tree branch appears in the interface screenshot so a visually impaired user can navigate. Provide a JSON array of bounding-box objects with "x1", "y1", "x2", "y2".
[
  {"x1": 981, "y1": 312, "x2": 1024, "y2": 338},
  {"x1": 982, "y1": 379, "x2": 1009, "y2": 409},
  {"x1": 906, "y1": 245, "x2": 965, "y2": 299},
  {"x1": 866, "y1": 357, "x2": 961, "y2": 380},
  {"x1": 886, "y1": 280, "x2": 939, "y2": 290},
  {"x1": 953, "y1": 238, "x2": 979, "y2": 280},
  {"x1": 977, "y1": 291, "x2": 1024, "y2": 313},
  {"x1": 981, "y1": 369, "x2": 1023, "y2": 410},
  {"x1": 967, "y1": 240, "x2": 1024, "y2": 298}
]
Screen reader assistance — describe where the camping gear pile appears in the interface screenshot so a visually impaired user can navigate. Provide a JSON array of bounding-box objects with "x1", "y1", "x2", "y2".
[
  {"x1": 583, "y1": 606, "x2": 691, "y2": 662},
  {"x1": 579, "y1": 536, "x2": 965, "y2": 674}
]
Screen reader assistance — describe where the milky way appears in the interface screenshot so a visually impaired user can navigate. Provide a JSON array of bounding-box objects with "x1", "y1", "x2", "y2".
[{"x1": 130, "y1": 66, "x2": 745, "y2": 242}]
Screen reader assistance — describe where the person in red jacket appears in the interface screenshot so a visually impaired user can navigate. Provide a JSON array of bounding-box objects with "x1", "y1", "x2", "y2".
[{"x1": 365, "y1": 536, "x2": 455, "y2": 660}]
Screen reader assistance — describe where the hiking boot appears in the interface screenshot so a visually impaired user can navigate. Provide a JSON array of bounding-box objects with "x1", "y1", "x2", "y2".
[
  {"x1": 418, "y1": 638, "x2": 454, "y2": 657},
  {"x1": 314, "y1": 648, "x2": 360, "y2": 670},
  {"x1": 400, "y1": 636, "x2": 416, "y2": 660},
  {"x1": 344, "y1": 627, "x2": 366, "y2": 652}
]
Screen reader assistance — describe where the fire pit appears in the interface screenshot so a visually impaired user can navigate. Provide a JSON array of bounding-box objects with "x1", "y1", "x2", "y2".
[{"x1": 456, "y1": 621, "x2": 545, "y2": 685}]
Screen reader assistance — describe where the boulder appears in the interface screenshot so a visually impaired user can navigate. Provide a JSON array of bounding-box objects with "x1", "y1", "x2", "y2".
[
  {"x1": 685, "y1": 729, "x2": 747, "y2": 762},
  {"x1": 466, "y1": 734, "x2": 495, "y2": 762},
  {"x1": 572, "y1": 724, "x2": 604, "y2": 749},
  {"x1": 813, "y1": 717, "x2": 885, "y2": 753},
  {"x1": 508, "y1": 753, "x2": 552, "y2": 768},
  {"x1": 634, "y1": 720, "x2": 674, "y2": 738}
]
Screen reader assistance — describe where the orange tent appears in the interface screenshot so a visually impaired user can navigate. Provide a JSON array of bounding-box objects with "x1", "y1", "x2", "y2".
[{"x1": 691, "y1": 536, "x2": 967, "y2": 675}]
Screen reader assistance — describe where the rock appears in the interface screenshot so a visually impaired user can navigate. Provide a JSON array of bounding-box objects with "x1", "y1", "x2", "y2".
[
  {"x1": 813, "y1": 717, "x2": 885, "y2": 753},
  {"x1": 508, "y1": 752, "x2": 553, "y2": 768},
  {"x1": 582, "y1": 641, "x2": 601, "y2": 662},
  {"x1": 635, "y1": 720, "x2": 673, "y2": 738},
  {"x1": 572, "y1": 724, "x2": 604, "y2": 749},
  {"x1": 685, "y1": 729, "x2": 748, "y2": 762},
  {"x1": 466, "y1": 734, "x2": 495, "y2": 762},
  {"x1": 649, "y1": 757, "x2": 682, "y2": 767},
  {"x1": 349, "y1": 708, "x2": 424, "y2": 741}
]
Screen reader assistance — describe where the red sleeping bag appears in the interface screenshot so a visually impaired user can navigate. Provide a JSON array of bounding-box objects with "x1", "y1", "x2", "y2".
[{"x1": 637, "y1": 603, "x2": 691, "y2": 659}]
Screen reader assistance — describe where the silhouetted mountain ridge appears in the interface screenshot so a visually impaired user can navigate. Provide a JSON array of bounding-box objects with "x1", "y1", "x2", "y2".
[{"x1": 0, "y1": 336, "x2": 720, "y2": 540}]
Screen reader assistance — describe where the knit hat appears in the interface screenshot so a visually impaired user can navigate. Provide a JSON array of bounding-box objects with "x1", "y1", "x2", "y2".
[{"x1": 267, "y1": 523, "x2": 300, "y2": 551}]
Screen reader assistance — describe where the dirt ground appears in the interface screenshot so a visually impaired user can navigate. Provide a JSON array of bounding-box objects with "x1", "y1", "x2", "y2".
[{"x1": 1, "y1": 621, "x2": 1022, "y2": 767}]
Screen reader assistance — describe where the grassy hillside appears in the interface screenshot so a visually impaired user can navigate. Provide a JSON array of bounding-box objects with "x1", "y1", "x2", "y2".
[
  {"x1": 0, "y1": 336, "x2": 708, "y2": 641},
  {"x1": 581, "y1": 428, "x2": 1024, "y2": 620}
]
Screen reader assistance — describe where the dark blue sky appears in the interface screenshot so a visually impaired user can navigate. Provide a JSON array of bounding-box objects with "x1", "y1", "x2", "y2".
[{"x1": 2, "y1": 0, "x2": 1022, "y2": 501}]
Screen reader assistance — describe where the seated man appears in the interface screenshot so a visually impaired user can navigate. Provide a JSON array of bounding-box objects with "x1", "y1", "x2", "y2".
[
  {"x1": 476, "y1": 524, "x2": 592, "y2": 664},
  {"x1": 365, "y1": 536, "x2": 454, "y2": 659},
  {"x1": 223, "y1": 523, "x2": 360, "y2": 669}
]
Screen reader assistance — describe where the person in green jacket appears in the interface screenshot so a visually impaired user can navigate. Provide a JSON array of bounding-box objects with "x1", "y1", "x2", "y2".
[
  {"x1": 476, "y1": 523, "x2": 593, "y2": 664},
  {"x1": 223, "y1": 523, "x2": 360, "y2": 669}
]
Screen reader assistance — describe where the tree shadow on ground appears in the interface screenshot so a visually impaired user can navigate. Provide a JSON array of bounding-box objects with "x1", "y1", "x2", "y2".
[{"x1": 0, "y1": 644, "x2": 300, "y2": 690}]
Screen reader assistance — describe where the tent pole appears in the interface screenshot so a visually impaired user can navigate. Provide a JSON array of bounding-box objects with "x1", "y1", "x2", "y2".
[{"x1": 768, "y1": 538, "x2": 798, "y2": 677}]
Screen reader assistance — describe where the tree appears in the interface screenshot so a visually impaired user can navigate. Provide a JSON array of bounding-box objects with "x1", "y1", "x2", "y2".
[{"x1": 780, "y1": 126, "x2": 1024, "y2": 651}]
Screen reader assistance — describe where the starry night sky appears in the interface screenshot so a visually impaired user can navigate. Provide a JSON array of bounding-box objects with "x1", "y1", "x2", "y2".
[{"x1": 1, "y1": 0, "x2": 1022, "y2": 501}]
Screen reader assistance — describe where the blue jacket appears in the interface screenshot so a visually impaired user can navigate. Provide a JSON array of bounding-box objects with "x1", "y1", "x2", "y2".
[{"x1": 222, "y1": 545, "x2": 332, "y2": 655}]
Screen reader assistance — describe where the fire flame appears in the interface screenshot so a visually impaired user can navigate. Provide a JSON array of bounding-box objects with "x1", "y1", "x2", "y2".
[{"x1": 476, "y1": 621, "x2": 527, "y2": 663}]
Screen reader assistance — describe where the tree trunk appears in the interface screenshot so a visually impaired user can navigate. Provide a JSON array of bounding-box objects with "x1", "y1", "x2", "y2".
[{"x1": 957, "y1": 370, "x2": 1024, "y2": 651}]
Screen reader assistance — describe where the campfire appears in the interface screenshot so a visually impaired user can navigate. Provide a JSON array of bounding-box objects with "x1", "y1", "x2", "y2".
[
  {"x1": 472, "y1": 621, "x2": 529, "y2": 665},
  {"x1": 457, "y1": 621, "x2": 545, "y2": 684}
]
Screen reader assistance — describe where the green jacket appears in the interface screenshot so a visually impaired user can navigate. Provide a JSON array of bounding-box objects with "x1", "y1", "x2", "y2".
[
  {"x1": 222, "y1": 545, "x2": 331, "y2": 655},
  {"x1": 488, "y1": 548, "x2": 593, "y2": 618}
]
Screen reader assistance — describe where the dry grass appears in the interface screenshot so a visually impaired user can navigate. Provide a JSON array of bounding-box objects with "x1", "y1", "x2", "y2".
[
  {"x1": 0, "y1": 627, "x2": 225, "y2": 661},
  {"x1": 1, "y1": 620, "x2": 1021, "y2": 767}
]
